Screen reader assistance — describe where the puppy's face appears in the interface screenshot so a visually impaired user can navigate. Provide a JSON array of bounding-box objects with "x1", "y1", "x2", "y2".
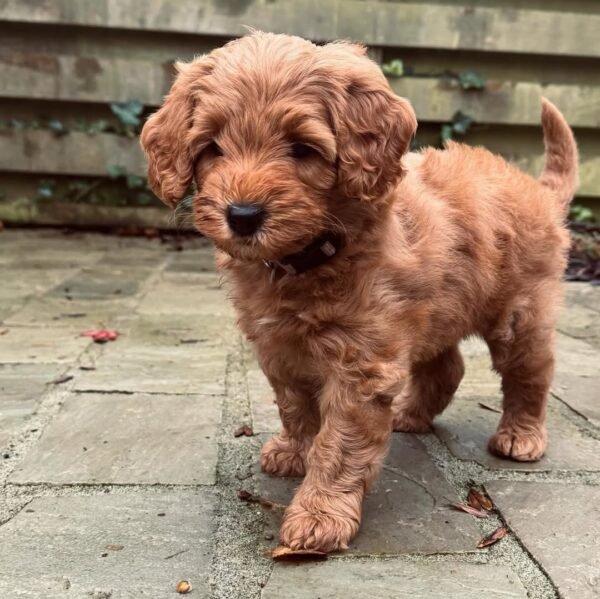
[{"x1": 141, "y1": 33, "x2": 416, "y2": 262}]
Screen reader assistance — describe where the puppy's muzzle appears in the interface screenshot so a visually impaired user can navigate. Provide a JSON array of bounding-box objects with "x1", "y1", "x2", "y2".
[{"x1": 226, "y1": 203, "x2": 265, "y2": 236}]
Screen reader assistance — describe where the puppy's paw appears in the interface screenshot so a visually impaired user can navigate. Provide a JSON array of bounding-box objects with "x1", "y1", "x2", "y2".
[
  {"x1": 392, "y1": 410, "x2": 433, "y2": 433},
  {"x1": 260, "y1": 435, "x2": 306, "y2": 477},
  {"x1": 488, "y1": 426, "x2": 547, "y2": 462},
  {"x1": 280, "y1": 502, "x2": 359, "y2": 552}
]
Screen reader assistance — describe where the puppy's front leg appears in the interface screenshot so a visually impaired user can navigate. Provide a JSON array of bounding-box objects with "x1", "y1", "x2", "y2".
[
  {"x1": 261, "y1": 381, "x2": 320, "y2": 478},
  {"x1": 280, "y1": 379, "x2": 393, "y2": 552}
]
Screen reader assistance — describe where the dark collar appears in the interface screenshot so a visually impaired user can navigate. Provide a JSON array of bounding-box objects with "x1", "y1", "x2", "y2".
[{"x1": 264, "y1": 232, "x2": 343, "y2": 277}]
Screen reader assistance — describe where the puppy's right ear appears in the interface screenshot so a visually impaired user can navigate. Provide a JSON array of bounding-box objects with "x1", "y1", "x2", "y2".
[{"x1": 140, "y1": 57, "x2": 212, "y2": 208}]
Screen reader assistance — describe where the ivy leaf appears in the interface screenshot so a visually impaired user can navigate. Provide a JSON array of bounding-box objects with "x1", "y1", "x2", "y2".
[
  {"x1": 381, "y1": 59, "x2": 404, "y2": 77},
  {"x1": 126, "y1": 174, "x2": 146, "y2": 189},
  {"x1": 110, "y1": 100, "x2": 144, "y2": 127},
  {"x1": 37, "y1": 179, "x2": 56, "y2": 199},
  {"x1": 459, "y1": 70, "x2": 486, "y2": 90},
  {"x1": 48, "y1": 119, "x2": 68, "y2": 137},
  {"x1": 87, "y1": 119, "x2": 111, "y2": 135},
  {"x1": 569, "y1": 204, "x2": 595, "y2": 224},
  {"x1": 441, "y1": 124, "x2": 454, "y2": 142},
  {"x1": 451, "y1": 111, "x2": 474, "y2": 135},
  {"x1": 136, "y1": 192, "x2": 154, "y2": 205},
  {"x1": 107, "y1": 165, "x2": 127, "y2": 179}
]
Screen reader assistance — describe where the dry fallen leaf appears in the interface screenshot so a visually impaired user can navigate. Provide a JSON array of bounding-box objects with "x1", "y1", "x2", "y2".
[
  {"x1": 447, "y1": 502, "x2": 488, "y2": 518},
  {"x1": 270, "y1": 546, "x2": 328, "y2": 561},
  {"x1": 81, "y1": 329, "x2": 120, "y2": 343},
  {"x1": 176, "y1": 579, "x2": 192, "y2": 594},
  {"x1": 234, "y1": 424, "x2": 254, "y2": 438},
  {"x1": 477, "y1": 526, "x2": 508, "y2": 548},
  {"x1": 237, "y1": 489, "x2": 286, "y2": 510},
  {"x1": 467, "y1": 488, "x2": 494, "y2": 512},
  {"x1": 105, "y1": 544, "x2": 124, "y2": 551},
  {"x1": 478, "y1": 402, "x2": 502, "y2": 413}
]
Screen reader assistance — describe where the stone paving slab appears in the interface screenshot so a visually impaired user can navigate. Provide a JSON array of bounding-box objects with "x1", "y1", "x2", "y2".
[
  {"x1": 556, "y1": 333, "x2": 600, "y2": 377},
  {"x1": 0, "y1": 493, "x2": 215, "y2": 598},
  {"x1": 247, "y1": 364, "x2": 280, "y2": 433},
  {"x1": 10, "y1": 392, "x2": 221, "y2": 485},
  {"x1": 435, "y1": 395, "x2": 600, "y2": 471},
  {"x1": 72, "y1": 345, "x2": 227, "y2": 395},
  {"x1": 165, "y1": 247, "x2": 217, "y2": 273},
  {"x1": 558, "y1": 302, "x2": 600, "y2": 348},
  {"x1": 253, "y1": 434, "x2": 482, "y2": 555},
  {"x1": 4, "y1": 250, "x2": 105, "y2": 270},
  {"x1": 0, "y1": 269, "x2": 77, "y2": 306},
  {"x1": 117, "y1": 314, "x2": 234, "y2": 348},
  {"x1": 137, "y1": 273, "x2": 234, "y2": 317},
  {"x1": 0, "y1": 326, "x2": 90, "y2": 364},
  {"x1": 4, "y1": 296, "x2": 137, "y2": 329},
  {"x1": 263, "y1": 560, "x2": 528, "y2": 598},
  {"x1": 552, "y1": 334, "x2": 600, "y2": 426},
  {"x1": 0, "y1": 363, "x2": 63, "y2": 449},
  {"x1": 486, "y1": 481, "x2": 600, "y2": 599},
  {"x1": 48, "y1": 265, "x2": 153, "y2": 300},
  {"x1": 564, "y1": 283, "x2": 600, "y2": 314}
]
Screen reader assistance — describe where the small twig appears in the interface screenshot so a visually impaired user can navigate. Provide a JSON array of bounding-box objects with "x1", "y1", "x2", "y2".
[{"x1": 164, "y1": 548, "x2": 190, "y2": 560}]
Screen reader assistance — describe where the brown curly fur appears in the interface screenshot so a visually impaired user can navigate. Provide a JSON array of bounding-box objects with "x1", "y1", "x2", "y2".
[{"x1": 141, "y1": 32, "x2": 578, "y2": 552}]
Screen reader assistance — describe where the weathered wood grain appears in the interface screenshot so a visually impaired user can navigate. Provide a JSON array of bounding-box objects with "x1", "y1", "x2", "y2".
[
  {"x1": 0, "y1": 0, "x2": 597, "y2": 58},
  {"x1": 2, "y1": 129, "x2": 598, "y2": 197},
  {"x1": 0, "y1": 197, "x2": 175, "y2": 229},
  {"x1": 1, "y1": 50, "x2": 598, "y2": 128},
  {"x1": 0, "y1": 129, "x2": 145, "y2": 177}
]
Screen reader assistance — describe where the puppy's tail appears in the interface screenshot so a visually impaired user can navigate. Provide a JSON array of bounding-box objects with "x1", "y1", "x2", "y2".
[{"x1": 539, "y1": 97, "x2": 579, "y2": 212}]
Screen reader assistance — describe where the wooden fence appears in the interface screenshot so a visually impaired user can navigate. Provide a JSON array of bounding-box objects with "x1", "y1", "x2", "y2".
[{"x1": 0, "y1": 0, "x2": 598, "y2": 228}]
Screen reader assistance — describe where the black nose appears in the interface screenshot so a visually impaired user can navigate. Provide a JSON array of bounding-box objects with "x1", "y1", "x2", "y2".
[{"x1": 226, "y1": 203, "x2": 264, "y2": 236}]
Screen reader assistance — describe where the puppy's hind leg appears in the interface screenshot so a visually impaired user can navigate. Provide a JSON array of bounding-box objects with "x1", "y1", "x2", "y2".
[
  {"x1": 486, "y1": 304, "x2": 555, "y2": 462},
  {"x1": 392, "y1": 345, "x2": 465, "y2": 432},
  {"x1": 260, "y1": 380, "x2": 320, "y2": 478}
]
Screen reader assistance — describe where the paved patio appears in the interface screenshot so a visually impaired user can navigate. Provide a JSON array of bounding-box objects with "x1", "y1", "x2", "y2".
[{"x1": 0, "y1": 228, "x2": 598, "y2": 598}]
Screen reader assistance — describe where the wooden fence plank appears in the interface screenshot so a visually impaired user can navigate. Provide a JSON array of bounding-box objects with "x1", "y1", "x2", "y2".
[
  {"x1": 1, "y1": 50, "x2": 599, "y2": 128},
  {"x1": 2, "y1": 129, "x2": 598, "y2": 197},
  {"x1": 0, "y1": 0, "x2": 598, "y2": 58},
  {"x1": 0, "y1": 130, "x2": 144, "y2": 178},
  {"x1": 0, "y1": 50, "x2": 171, "y2": 105},
  {"x1": 0, "y1": 196, "x2": 175, "y2": 229},
  {"x1": 390, "y1": 78, "x2": 600, "y2": 129}
]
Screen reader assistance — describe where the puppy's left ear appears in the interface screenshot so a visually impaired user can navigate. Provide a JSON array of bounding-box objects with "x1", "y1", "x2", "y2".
[
  {"x1": 140, "y1": 57, "x2": 213, "y2": 208},
  {"x1": 319, "y1": 43, "x2": 417, "y2": 201}
]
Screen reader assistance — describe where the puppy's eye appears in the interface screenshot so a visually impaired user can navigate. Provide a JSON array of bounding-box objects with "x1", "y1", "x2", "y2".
[
  {"x1": 205, "y1": 141, "x2": 223, "y2": 157},
  {"x1": 290, "y1": 143, "x2": 316, "y2": 159}
]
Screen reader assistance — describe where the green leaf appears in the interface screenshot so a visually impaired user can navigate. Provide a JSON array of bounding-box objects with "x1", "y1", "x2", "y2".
[
  {"x1": 569, "y1": 204, "x2": 595, "y2": 223},
  {"x1": 9, "y1": 119, "x2": 25, "y2": 130},
  {"x1": 459, "y1": 70, "x2": 486, "y2": 90},
  {"x1": 72, "y1": 118, "x2": 87, "y2": 132},
  {"x1": 126, "y1": 174, "x2": 146, "y2": 189},
  {"x1": 37, "y1": 179, "x2": 56, "y2": 199},
  {"x1": 136, "y1": 192, "x2": 154, "y2": 205},
  {"x1": 440, "y1": 124, "x2": 453, "y2": 143},
  {"x1": 451, "y1": 111, "x2": 474, "y2": 135},
  {"x1": 48, "y1": 119, "x2": 68, "y2": 137},
  {"x1": 107, "y1": 165, "x2": 127, "y2": 179},
  {"x1": 381, "y1": 59, "x2": 404, "y2": 77},
  {"x1": 110, "y1": 100, "x2": 144, "y2": 127},
  {"x1": 87, "y1": 119, "x2": 111, "y2": 135}
]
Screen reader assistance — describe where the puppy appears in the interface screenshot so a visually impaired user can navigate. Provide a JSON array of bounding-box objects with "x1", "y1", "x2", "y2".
[{"x1": 141, "y1": 32, "x2": 578, "y2": 552}]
